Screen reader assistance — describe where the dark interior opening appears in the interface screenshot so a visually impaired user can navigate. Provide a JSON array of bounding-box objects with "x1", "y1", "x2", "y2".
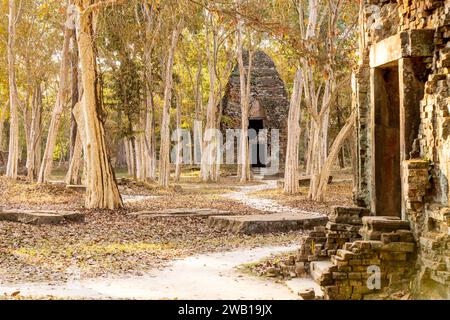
[
  {"x1": 373, "y1": 66, "x2": 401, "y2": 217},
  {"x1": 248, "y1": 119, "x2": 266, "y2": 168}
]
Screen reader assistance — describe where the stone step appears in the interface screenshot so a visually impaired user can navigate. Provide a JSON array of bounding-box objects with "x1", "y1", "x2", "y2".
[
  {"x1": 285, "y1": 277, "x2": 324, "y2": 300},
  {"x1": 208, "y1": 213, "x2": 328, "y2": 234},
  {"x1": 329, "y1": 206, "x2": 370, "y2": 225},
  {"x1": 0, "y1": 209, "x2": 85, "y2": 225},
  {"x1": 310, "y1": 260, "x2": 334, "y2": 283},
  {"x1": 130, "y1": 208, "x2": 231, "y2": 218},
  {"x1": 66, "y1": 185, "x2": 86, "y2": 192},
  {"x1": 360, "y1": 216, "x2": 411, "y2": 240},
  {"x1": 277, "y1": 176, "x2": 333, "y2": 188}
]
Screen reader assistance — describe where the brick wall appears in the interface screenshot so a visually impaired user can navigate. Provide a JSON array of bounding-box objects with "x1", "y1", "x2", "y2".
[{"x1": 354, "y1": 0, "x2": 450, "y2": 298}]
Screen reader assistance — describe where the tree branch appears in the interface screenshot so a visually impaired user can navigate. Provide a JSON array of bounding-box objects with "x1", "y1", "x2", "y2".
[{"x1": 81, "y1": 0, "x2": 126, "y2": 18}]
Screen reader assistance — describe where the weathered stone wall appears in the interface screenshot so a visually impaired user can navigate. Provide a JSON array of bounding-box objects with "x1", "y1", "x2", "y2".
[
  {"x1": 354, "y1": 0, "x2": 450, "y2": 298},
  {"x1": 220, "y1": 51, "x2": 290, "y2": 166}
]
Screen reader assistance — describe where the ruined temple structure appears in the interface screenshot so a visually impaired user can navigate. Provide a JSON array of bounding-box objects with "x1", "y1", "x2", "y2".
[
  {"x1": 282, "y1": 0, "x2": 450, "y2": 300},
  {"x1": 220, "y1": 51, "x2": 290, "y2": 169},
  {"x1": 352, "y1": 0, "x2": 450, "y2": 299}
]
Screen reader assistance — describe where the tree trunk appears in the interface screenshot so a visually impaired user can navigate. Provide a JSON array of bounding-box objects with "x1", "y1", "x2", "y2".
[
  {"x1": 312, "y1": 111, "x2": 356, "y2": 201},
  {"x1": 238, "y1": 50, "x2": 253, "y2": 183},
  {"x1": 69, "y1": 29, "x2": 80, "y2": 162},
  {"x1": 74, "y1": 1, "x2": 122, "y2": 209},
  {"x1": 37, "y1": 21, "x2": 72, "y2": 183},
  {"x1": 144, "y1": 93, "x2": 157, "y2": 180},
  {"x1": 0, "y1": 109, "x2": 4, "y2": 152},
  {"x1": 174, "y1": 93, "x2": 182, "y2": 182},
  {"x1": 236, "y1": 17, "x2": 253, "y2": 182},
  {"x1": 65, "y1": 129, "x2": 83, "y2": 185},
  {"x1": 134, "y1": 116, "x2": 145, "y2": 181},
  {"x1": 200, "y1": 11, "x2": 219, "y2": 182},
  {"x1": 124, "y1": 138, "x2": 135, "y2": 177},
  {"x1": 130, "y1": 137, "x2": 137, "y2": 180},
  {"x1": 27, "y1": 84, "x2": 43, "y2": 182},
  {"x1": 305, "y1": 120, "x2": 314, "y2": 174},
  {"x1": 143, "y1": 4, "x2": 159, "y2": 181},
  {"x1": 283, "y1": 70, "x2": 303, "y2": 194},
  {"x1": 158, "y1": 20, "x2": 182, "y2": 188},
  {"x1": 193, "y1": 56, "x2": 203, "y2": 165},
  {"x1": 6, "y1": 0, "x2": 20, "y2": 179}
]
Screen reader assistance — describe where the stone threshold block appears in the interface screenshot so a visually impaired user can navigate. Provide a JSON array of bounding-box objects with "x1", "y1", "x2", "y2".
[
  {"x1": 0, "y1": 209, "x2": 85, "y2": 225},
  {"x1": 207, "y1": 212, "x2": 328, "y2": 234},
  {"x1": 329, "y1": 206, "x2": 371, "y2": 225},
  {"x1": 130, "y1": 208, "x2": 231, "y2": 218},
  {"x1": 359, "y1": 216, "x2": 411, "y2": 240}
]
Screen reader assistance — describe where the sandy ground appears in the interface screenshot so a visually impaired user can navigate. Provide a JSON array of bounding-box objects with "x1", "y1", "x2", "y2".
[
  {"x1": 0, "y1": 245, "x2": 299, "y2": 300},
  {"x1": 0, "y1": 171, "x2": 353, "y2": 299},
  {"x1": 222, "y1": 180, "x2": 323, "y2": 215}
]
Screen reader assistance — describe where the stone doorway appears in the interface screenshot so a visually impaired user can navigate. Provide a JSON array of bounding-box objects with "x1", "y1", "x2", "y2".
[
  {"x1": 369, "y1": 30, "x2": 433, "y2": 218},
  {"x1": 371, "y1": 65, "x2": 401, "y2": 217}
]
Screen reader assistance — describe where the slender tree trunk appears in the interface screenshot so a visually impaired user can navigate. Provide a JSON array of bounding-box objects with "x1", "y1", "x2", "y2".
[
  {"x1": 130, "y1": 137, "x2": 137, "y2": 180},
  {"x1": 27, "y1": 84, "x2": 43, "y2": 182},
  {"x1": 69, "y1": 29, "x2": 80, "y2": 161},
  {"x1": 158, "y1": 20, "x2": 182, "y2": 188},
  {"x1": 37, "y1": 22, "x2": 71, "y2": 183},
  {"x1": 174, "y1": 93, "x2": 182, "y2": 182},
  {"x1": 313, "y1": 111, "x2": 356, "y2": 201},
  {"x1": 65, "y1": 129, "x2": 83, "y2": 185},
  {"x1": 239, "y1": 51, "x2": 253, "y2": 183},
  {"x1": 305, "y1": 120, "x2": 314, "y2": 174},
  {"x1": 236, "y1": 15, "x2": 253, "y2": 182},
  {"x1": 24, "y1": 63, "x2": 33, "y2": 179},
  {"x1": 143, "y1": 4, "x2": 159, "y2": 181},
  {"x1": 6, "y1": 0, "x2": 20, "y2": 179},
  {"x1": 134, "y1": 118, "x2": 145, "y2": 181},
  {"x1": 200, "y1": 11, "x2": 219, "y2": 182},
  {"x1": 145, "y1": 92, "x2": 157, "y2": 180},
  {"x1": 124, "y1": 138, "x2": 134, "y2": 177},
  {"x1": 74, "y1": 1, "x2": 122, "y2": 209},
  {"x1": 0, "y1": 109, "x2": 4, "y2": 152},
  {"x1": 283, "y1": 70, "x2": 303, "y2": 194},
  {"x1": 193, "y1": 56, "x2": 203, "y2": 166}
]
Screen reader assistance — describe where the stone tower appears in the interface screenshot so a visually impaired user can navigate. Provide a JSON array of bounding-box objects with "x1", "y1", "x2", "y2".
[{"x1": 220, "y1": 51, "x2": 290, "y2": 170}]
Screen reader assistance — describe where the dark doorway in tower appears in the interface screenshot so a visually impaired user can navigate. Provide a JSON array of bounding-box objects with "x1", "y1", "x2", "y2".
[{"x1": 248, "y1": 119, "x2": 266, "y2": 168}]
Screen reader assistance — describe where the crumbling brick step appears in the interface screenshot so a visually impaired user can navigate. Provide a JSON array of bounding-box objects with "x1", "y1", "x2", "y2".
[
  {"x1": 310, "y1": 260, "x2": 334, "y2": 283},
  {"x1": 130, "y1": 208, "x2": 231, "y2": 218},
  {"x1": 0, "y1": 209, "x2": 85, "y2": 225},
  {"x1": 207, "y1": 213, "x2": 328, "y2": 234}
]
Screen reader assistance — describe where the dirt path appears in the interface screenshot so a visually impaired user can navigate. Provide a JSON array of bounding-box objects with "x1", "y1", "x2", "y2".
[
  {"x1": 0, "y1": 245, "x2": 299, "y2": 300},
  {"x1": 221, "y1": 180, "x2": 321, "y2": 215}
]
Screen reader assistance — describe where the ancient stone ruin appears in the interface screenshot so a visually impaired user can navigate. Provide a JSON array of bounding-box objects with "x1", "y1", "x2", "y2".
[
  {"x1": 270, "y1": 0, "x2": 450, "y2": 300},
  {"x1": 352, "y1": 0, "x2": 450, "y2": 299},
  {"x1": 220, "y1": 50, "x2": 290, "y2": 167}
]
